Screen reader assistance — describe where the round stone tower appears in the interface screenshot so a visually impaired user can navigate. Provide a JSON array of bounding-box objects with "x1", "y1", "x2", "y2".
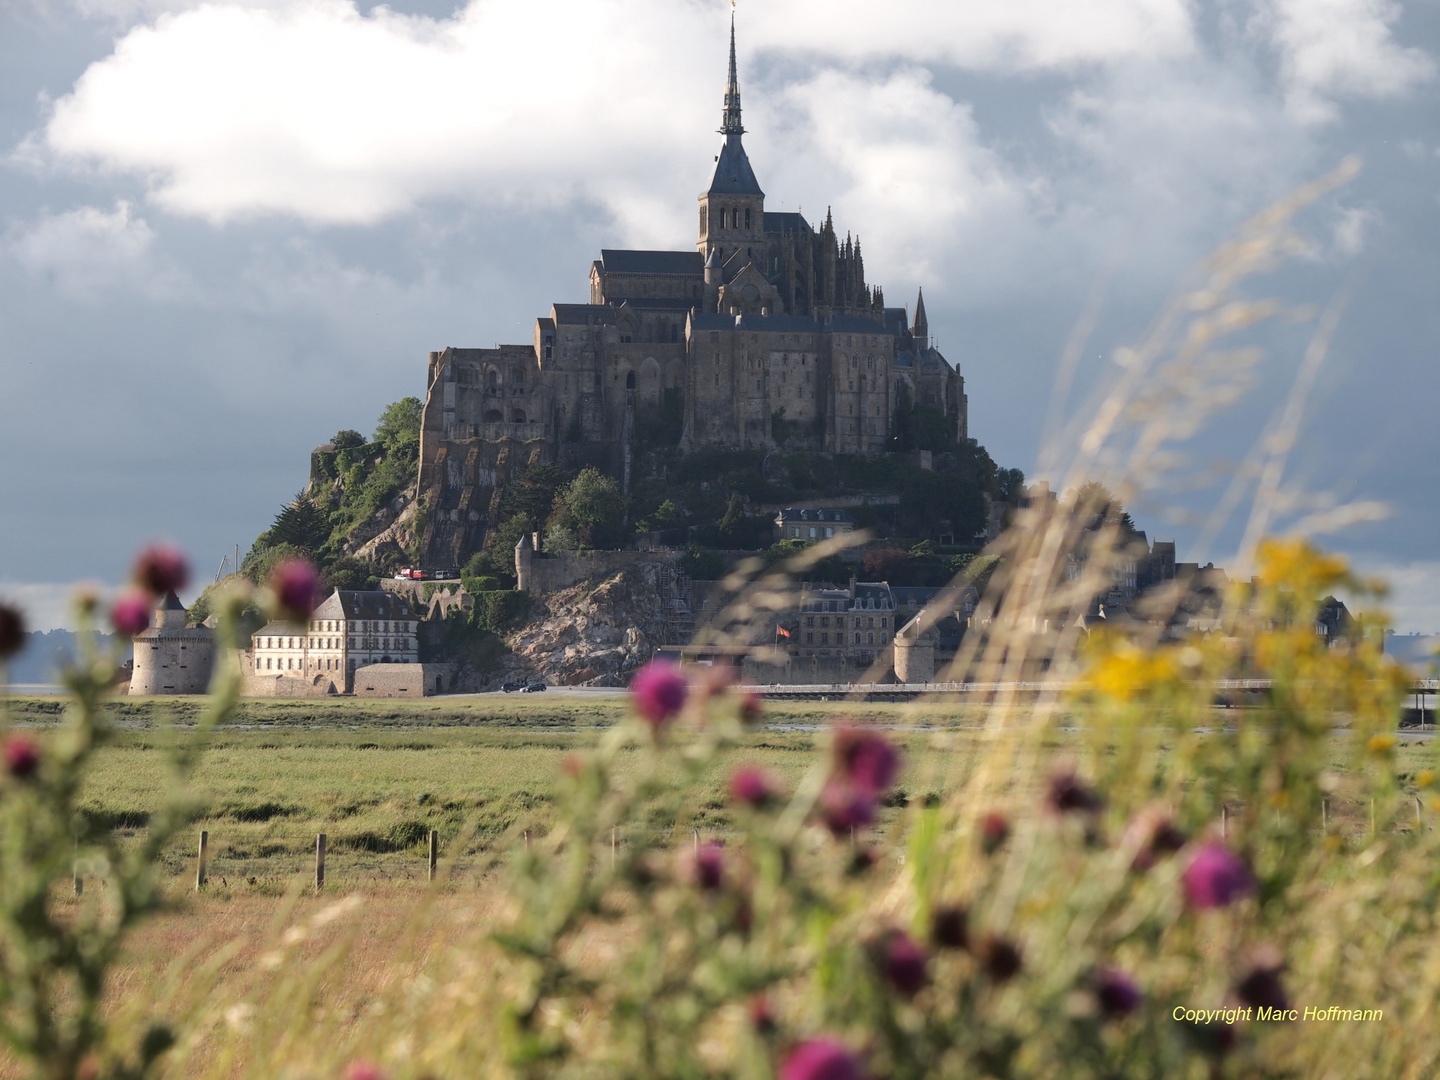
[{"x1": 129, "y1": 591, "x2": 215, "y2": 695}]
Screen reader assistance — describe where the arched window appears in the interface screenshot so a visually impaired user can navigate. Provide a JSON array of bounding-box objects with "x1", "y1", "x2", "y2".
[
  {"x1": 483, "y1": 409, "x2": 504, "y2": 423},
  {"x1": 511, "y1": 409, "x2": 527, "y2": 423},
  {"x1": 745, "y1": 208, "x2": 752, "y2": 229}
]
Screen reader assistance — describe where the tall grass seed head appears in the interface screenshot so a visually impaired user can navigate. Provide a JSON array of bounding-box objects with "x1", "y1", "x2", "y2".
[
  {"x1": 268, "y1": 558, "x2": 323, "y2": 624},
  {"x1": 630, "y1": 660, "x2": 688, "y2": 730},
  {"x1": 779, "y1": 1038, "x2": 865, "y2": 1080},
  {"x1": 133, "y1": 543, "x2": 189, "y2": 598},
  {"x1": 833, "y1": 725, "x2": 899, "y2": 795},
  {"x1": 4, "y1": 734, "x2": 40, "y2": 780},
  {"x1": 1182, "y1": 842, "x2": 1254, "y2": 909},
  {"x1": 111, "y1": 591, "x2": 152, "y2": 637}
]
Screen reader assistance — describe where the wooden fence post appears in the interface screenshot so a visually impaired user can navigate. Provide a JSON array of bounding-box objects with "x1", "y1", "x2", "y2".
[
  {"x1": 73, "y1": 848, "x2": 82, "y2": 898},
  {"x1": 315, "y1": 833, "x2": 326, "y2": 891},
  {"x1": 428, "y1": 829, "x2": 438, "y2": 882},
  {"x1": 196, "y1": 829, "x2": 209, "y2": 890},
  {"x1": 1221, "y1": 805, "x2": 1227, "y2": 839}
]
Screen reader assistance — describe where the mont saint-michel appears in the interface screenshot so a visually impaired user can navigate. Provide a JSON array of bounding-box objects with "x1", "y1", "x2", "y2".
[{"x1": 415, "y1": 18, "x2": 966, "y2": 568}]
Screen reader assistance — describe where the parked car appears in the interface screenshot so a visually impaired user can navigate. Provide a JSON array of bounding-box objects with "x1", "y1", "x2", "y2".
[
  {"x1": 500, "y1": 681, "x2": 525, "y2": 693},
  {"x1": 522, "y1": 682, "x2": 547, "y2": 693}
]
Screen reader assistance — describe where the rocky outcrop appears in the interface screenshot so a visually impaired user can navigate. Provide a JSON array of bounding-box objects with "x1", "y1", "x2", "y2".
[
  {"x1": 350, "y1": 495, "x2": 419, "y2": 562},
  {"x1": 495, "y1": 565, "x2": 676, "y2": 687}
]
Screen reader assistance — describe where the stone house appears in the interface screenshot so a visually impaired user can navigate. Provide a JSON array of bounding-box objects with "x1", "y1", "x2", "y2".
[
  {"x1": 773, "y1": 507, "x2": 856, "y2": 543},
  {"x1": 788, "y1": 581, "x2": 897, "y2": 667},
  {"x1": 251, "y1": 590, "x2": 418, "y2": 694}
]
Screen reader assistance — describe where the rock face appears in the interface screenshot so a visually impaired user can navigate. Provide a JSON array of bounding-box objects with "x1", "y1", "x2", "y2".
[
  {"x1": 350, "y1": 495, "x2": 419, "y2": 563},
  {"x1": 497, "y1": 566, "x2": 675, "y2": 687}
]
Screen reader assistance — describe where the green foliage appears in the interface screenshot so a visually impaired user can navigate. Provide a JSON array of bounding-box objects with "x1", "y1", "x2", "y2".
[
  {"x1": 636, "y1": 499, "x2": 681, "y2": 535},
  {"x1": 373, "y1": 396, "x2": 423, "y2": 455},
  {"x1": 240, "y1": 541, "x2": 307, "y2": 584},
  {"x1": 459, "y1": 575, "x2": 501, "y2": 596},
  {"x1": 549, "y1": 467, "x2": 625, "y2": 549},
  {"x1": 763, "y1": 539, "x2": 851, "y2": 585},
  {"x1": 681, "y1": 545, "x2": 727, "y2": 580},
  {"x1": 470, "y1": 590, "x2": 532, "y2": 635},
  {"x1": 331, "y1": 429, "x2": 365, "y2": 451}
]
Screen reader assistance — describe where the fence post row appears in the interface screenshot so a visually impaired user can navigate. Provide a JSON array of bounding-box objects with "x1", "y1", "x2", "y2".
[
  {"x1": 428, "y1": 829, "x2": 439, "y2": 882},
  {"x1": 315, "y1": 833, "x2": 326, "y2": 891},
  {"x1": 196, "y1": 829, "x2": 209, "y2": 891}
]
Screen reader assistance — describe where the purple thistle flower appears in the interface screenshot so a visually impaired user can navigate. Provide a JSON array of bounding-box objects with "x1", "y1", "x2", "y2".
[
  {"x1": 780, "y1": 1038, "x2": 865, "y2": 1080},
  {"x1": 4, "y1": 735, "x2": 40, "y2": 780},
  {"x1": 878, "y1": 930, "x2": 928, "y2": 997},
  {"x1": 1046, "y1": 768, "x2": 1103, "y2": 814},
  {"x1": 342, "y1": 1063, "x2": 386, "y2": 1080},
  {"x1": 0, "y1": 602, "x2": 25, "y2": 660},
  {"x1": 1094, "y1": 968, "x2": 1141, "y2": 1017},
  {"x1": 833, "y1": 725, "x2": 899, "y2": 795},
  {"x1": 729, "y1": 765, "x2": 779, "y2": 808},
  {"x1": 819, "y1": 779, "x2": 876, "y2": 836},
  {"x1": 977, "y1": 934, "x2": 1023, "y2": 983},
  {"x1": 1182, "y1": 842, "x2": 1254, "y2": 909},
  {"x1": 693, "y1": 841, "x2": 724, "y2": 891},
  {"x1": 1235, "y1": 945, "x2": 1288, "y2": 1012},
  {"x1": 980, "y1": 812, "x2": 1010, "y2": 854},
  {"x1": 110, "y1": 592, "x2": 152, "y2": 638},
  {"x1": 133, "y1": 543, "x2": 189, "y2": 598},
  {"x1": 269, "y1": 558, "x2": 322, "y2": 624},
  {"x1": 630, "y1": 660, "x2": 688, "y2": 730},
  {"x1": 930, "y1": 904, "x2": 969, "y2": 950}
]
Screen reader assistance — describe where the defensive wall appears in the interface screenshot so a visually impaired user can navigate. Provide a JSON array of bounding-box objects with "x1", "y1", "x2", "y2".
[{"x1": 515, "y1": 542, "x2": 682, "y2": 596}]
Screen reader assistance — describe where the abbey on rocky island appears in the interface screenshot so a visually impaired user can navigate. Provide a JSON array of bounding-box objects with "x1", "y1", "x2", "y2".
[{"x1": 417, "y1": 17, "x2": 968, "y2": 567}]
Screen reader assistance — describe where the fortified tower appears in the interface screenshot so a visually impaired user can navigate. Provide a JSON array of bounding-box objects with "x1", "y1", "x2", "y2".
[{"x1": 128, "y1": 591, "x2": 215, "y2": 695}]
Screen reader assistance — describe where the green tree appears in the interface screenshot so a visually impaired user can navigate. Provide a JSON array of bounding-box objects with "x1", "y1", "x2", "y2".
[
  {"x1": 267, "y1": 493, "x2": 331, "y2": 553},
  {"x1": 550, "y1": 467, "x2": 625, "y2": 548},
  {"x1": 374, "y1": 397, "x2": 423, "y2": 456},
  {"x1": 331, "y1": 429, "x2": 365, "y2": 451}
]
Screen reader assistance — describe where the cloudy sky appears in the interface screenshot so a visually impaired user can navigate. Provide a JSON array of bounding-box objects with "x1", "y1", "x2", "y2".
[{"x1": 1, "y1": 0, "x2": 1437, "y2": 631}]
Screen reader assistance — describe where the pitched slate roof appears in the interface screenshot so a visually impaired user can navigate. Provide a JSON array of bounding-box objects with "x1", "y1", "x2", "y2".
[
  {"x1": 312, "y1": 590, "x2": 415, "y2": 622},
  {"x1": 552, "y1": 304, "x2": 617, "y2": 326},
  {"x1": 598, "y1": 249, "x2": 704, "y2": 276},
  {"x1": 707, "y1": 137, "x2": 764, "y2": 196},
  {"x1": 764, "y1": 211, "x2": 811, "y2": 235}
]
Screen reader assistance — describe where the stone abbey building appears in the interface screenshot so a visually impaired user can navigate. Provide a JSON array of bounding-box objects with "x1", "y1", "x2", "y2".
[{"x1": 417, "y1": 19, "x2": 967, "y2": 567}]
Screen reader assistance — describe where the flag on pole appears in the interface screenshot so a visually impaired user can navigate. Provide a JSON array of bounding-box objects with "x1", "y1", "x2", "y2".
[{"x1": 776, "y1": 624, "x2": 791, "y2": 638}]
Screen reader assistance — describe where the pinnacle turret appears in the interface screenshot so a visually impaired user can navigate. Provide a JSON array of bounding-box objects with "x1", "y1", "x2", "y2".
[{"x1": 720, "y1": 12, "x2": 744, "y2": 137}]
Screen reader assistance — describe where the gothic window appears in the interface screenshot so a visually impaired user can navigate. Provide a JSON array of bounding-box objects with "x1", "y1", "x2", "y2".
[
  {"x1": 700, "y1": 207, "x2": 707, "y2": 233},
  {"x1": 745, "y1": 208, "x2": 752, "y2": 229},
  {"x1": 487, "y1": 369, "x2": 499, "y2": 391},
  {"x1": 721, "y1": 208, "x2": 729, "y2": 229},
  {"x1": 512, "y1": 409, "x2": 526, "y2": 423}
]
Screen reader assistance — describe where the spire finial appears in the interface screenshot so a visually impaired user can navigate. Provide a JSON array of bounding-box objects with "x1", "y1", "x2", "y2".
[{"x1": 721, "y1": 7, "x2": 744, "y2": 137}]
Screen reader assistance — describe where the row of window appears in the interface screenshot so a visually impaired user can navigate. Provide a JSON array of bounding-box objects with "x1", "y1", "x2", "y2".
[
  {"x1": 257, "y1": 636, "x2": 413, "y2": 651},
  {"x1": 806, "y1": 615, "x2": 889, "y2": 630},
  {"x1": 802, "y1": 600, "x2": 890, "y2": 613},
  {"x1": 803, "y1": 631, "x2": 888, "y2": 646}
]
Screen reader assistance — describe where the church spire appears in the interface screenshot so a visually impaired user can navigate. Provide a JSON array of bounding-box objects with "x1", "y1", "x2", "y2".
[
  {"x1": 721, "y1": 11, "x2": 744, "y2": 137},
  {"x1": 912, "y1": 287, "x2": 929, "y2": 349}
]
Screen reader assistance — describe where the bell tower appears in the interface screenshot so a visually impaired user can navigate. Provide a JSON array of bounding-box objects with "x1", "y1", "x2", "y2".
[{"x1": 698, "y1": 13, "x2": 765, "y2": 272}]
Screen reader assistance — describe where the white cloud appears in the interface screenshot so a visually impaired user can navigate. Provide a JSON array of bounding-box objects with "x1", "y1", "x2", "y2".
[
  {"x1": 4, "y1": 201, "x2": 191, "y2": 299},
  {"x1": 1330, "y1": 204, "x2": 1377, "y2": 256},
  {"x1": 1252, "y1": 0, "x2": 1435, "y2": 123},
  {"x1": 23, "y1": 0, "x2": 1202, "y2": 228},
  {"x1": 1345, "y1": 558, "x2": 1440, "y2": 635}
]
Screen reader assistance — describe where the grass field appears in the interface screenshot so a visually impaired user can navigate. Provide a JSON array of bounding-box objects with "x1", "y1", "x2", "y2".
[{"x1": 2, "y1": 693, "x2": 998, "y2": 894}]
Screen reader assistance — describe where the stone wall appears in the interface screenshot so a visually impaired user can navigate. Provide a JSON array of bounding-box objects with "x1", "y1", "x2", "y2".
[
  {"x1": 129, "y1": 629, "x2": 214, "y2": 695},
  {"x1": 241, "y1": 672, "x2": 337, "y2": 697},
  {"x1": 517, "y1": 547, "x2": 681, "y2": 596},
  {"x1": 353, "y1": 663, "x2": 458, "y2": 698}
]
